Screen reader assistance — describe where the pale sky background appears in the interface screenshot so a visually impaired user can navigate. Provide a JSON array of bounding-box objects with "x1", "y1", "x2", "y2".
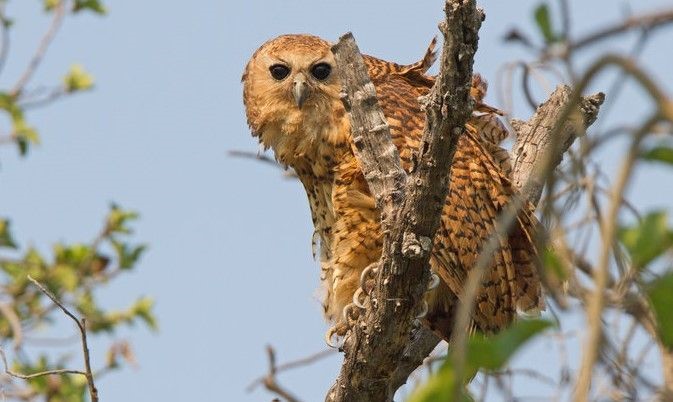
[{"x1": 1, "y1": 1, "x2": 672, "y2": 401}]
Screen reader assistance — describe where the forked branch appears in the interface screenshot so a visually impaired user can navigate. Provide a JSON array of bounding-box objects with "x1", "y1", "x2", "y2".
[
  {"x1": 328, "y1": 1, "x2": 482, "y2": 401},
  {"x1": 329, "y1": 1, "x2": 607, "y2": 399}
]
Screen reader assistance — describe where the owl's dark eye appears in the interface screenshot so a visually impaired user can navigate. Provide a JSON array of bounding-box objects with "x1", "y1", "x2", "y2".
[
  {"x1": 311, "y1": 63, "x2": 332, "y2": 80},
  {"x1": 269, "y1": 64, "x2": 290, "y2": 80}
]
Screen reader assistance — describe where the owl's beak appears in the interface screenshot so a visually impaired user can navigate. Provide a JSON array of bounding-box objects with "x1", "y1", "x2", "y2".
[{"x1": 292, "y1": 74, "x2": 309, "y2": 108}]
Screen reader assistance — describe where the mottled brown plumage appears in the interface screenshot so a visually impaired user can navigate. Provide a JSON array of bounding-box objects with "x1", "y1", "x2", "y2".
[{"x1": 242, "y1": 34, "x2": 542, "y2": 341}]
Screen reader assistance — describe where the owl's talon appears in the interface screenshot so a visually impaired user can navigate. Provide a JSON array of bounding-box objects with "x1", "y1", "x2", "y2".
[
  {"x1": 412, "y1": 319, "x2": 422, "y2": 331},
  {"x1": 342, "y1": 303, "x2": 359, "y2": 322},
  {"x1": 359, "y1": 264, "x2": 378, "y2": 293},
  {"x1": 325, "y1": 327, "x2": 343, "y2": 349},
  {"x1": 353, "y1": 288, "x2": 367, "y2": 309},
  {"x1": 427, "y1": 272, "x2": 440, "y2": 290},
  {"x1": 325, "y1": 321, "x2": 350, "y2": 349},
  {"x1": 415, "y1": 301, "x2": 428, "y2": 319}
]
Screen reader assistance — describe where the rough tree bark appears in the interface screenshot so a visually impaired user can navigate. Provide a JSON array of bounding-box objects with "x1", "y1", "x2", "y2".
[
  {"x1": 327, "y1": 1, "x2": 605, "y2": 401},
  {"x1": 511, "y1": 85, "x2": 605, "y2": 206},
  {"x1": 328, "y1": 1, "x2": 482, "y2": 401}
]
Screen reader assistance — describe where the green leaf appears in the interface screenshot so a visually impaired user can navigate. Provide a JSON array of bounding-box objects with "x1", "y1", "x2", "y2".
[
  {"x1": 24, "y1": 248, "x2": 46, "y2": 270},
  {"x1": 106, "y1": 204, "x2": 139, "y2": 235},
  {"x1": 534, "y1": 3, "x2": 557, "y2": 44},
  {"x1": 44, "y1": 0, "x2": 61, "y2": 12},
  {"x1": 0, "y1": 92, "x2": 41, "y2": 156},
  {"x1": 0, "y1": 92, "x2": 19, "y2": 116},
  {"x1": 111, "y1": 240, "x2": 147, "y2": 269},
  {"x1": 409, "y1": 319, "x2": 551, "y2": 402},
  {"x1": 63, "y1": 64, "x2": 94, "y2": 92},
  {"x1": 645, "y1": 272, "x2": 673, "y2": 349},
  {"x1": 131, "y1": 296, "x2": 158, "y2": 330},
  {"x1": 618, "y1": 211, "x2": 673, "y2": 270},
  {"x1": 641, "y1": 146, "x2": 673, "y2": 165},
  {"x1": 0, "y1": 15, "x2": 13, "y2": 28},
  {"x1": 52, "y1": 264, "x2": 79, "y2": 291},
  {"x1": 543, "y1": 248, "x2": 568, "y2": 281},
  {"x1": 407, "y1": 361, "x2": 474, "y2": 402},
  {"x1": 73, "y1": 0, "x2": 107, "y2": 15},
  {"x1": 54, "y1": 243, "x2": 88, "y2": 265},
  {"x1": 467, "y1": 319, "x2": 553, "y2": 372},
  {"x1": 0, "y1": 219, "x2": 18, "y2": 249},
  {"x1": 14, "y1": 124, "x2": 40, "y2": 156}
]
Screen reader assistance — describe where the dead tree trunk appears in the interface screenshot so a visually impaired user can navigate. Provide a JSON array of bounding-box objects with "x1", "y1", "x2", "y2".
[{"x1": 328, "y1": 1, "x2": 604, "y2": 401}]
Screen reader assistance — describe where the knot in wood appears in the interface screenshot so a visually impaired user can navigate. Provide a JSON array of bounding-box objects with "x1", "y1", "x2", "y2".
[
  {"x1": 369, "y1": 123, "x2": 388, "y2": 134},
  {"x1": 417, "y1": 95, "x2": 429, "y2": 111},
  {"x1": 353, "y1": 83, "x2": 378, "y2": 106},
  {"x1": 477, "y1": 7, "x2": 486, "y2": 21},
  {"x1": 402, "y1": 232, "x2": 432, "y2": 259},
  {"x1": 390, "y1": 189, "x2": 404, "y2": 204},
  {"x1": 339, "y1": 91, "x2": 351, "y2": 111},
  {"x1": 364, "y1": 170, "x2": 381, "y2": 182}
]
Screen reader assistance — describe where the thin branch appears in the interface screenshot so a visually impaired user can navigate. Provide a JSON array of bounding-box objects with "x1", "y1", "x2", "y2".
[
  {"x1": 228, "y1": 150, "x2": 283, "y2": 169},
  {"x1": 247, "y1": 348, "x2": 335, "y2": 392},
  {"x1": 573, "y1": 115, "x2": 662, "y2": 401},
  {"x1": 0, "y1": 303, "x2": 22, "y2": 351},
  {"x1": 27, "y1": 275, "x2": 98, "y2": 402},
  {"x1": 0, "y1": 347, "x2": 86, "y2": 379},
  {"x1": 493, "y1": 368, "x2": 558, "y2": 387},
  {"x1": 513, "y1": 52, "x2": 673, "y2": 400},
  {"x1": 0, "y1": 2, "x2": 10, "y2": 78},
  {"x1": 568, "y1": 8, "x2": 673, "y2": 52},
  {"x1": 557, "y1": 0, "x2": 571, "y2": 40},
  {"x1": 10, "y1": 2, "x2": 66, "y2": 96},
  {"x1": 19, "y1": 86, "x2": 67, "y2": 109},
  {"x1": 259, "y1": 346, "x2": 302, "y2": 402},
  {"x1": 228, "y1": 149, "x2": 297, "y2": 178}
]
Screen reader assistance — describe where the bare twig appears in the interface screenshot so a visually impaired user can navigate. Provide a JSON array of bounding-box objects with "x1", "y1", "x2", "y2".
[
  {"x1": 228, "y1": 150, "x2": 297, "y2": 178},
  {"x1": 229, "y1": 150, "x2": 284, "y2": 169},
  {"x1": 11, "y1": 2, "x2": 66, "y2": 96},
  {"x1": 259, "y1": 346, "x2": 302, "y2": 402},
  {"x1": 19, "y1": 87, "x2": 67, "y2": 109},
  {"x1": 573, "y1": 115, "x2": 662, "y2": 401},
  {"x1": 248, "y1": 348, "x2": 336, "y2": 392},
  {"x1": 0, "y1": 2, "x2": 10, "y2": 78},
  {"x1": 558, "y1": 0, "x2": 571, "y2": 40},
  {"x1": 0, "y1": 303, "x2": 22, "y2": 351},
  {"x1": 27, "y1": 275, "x2": 98, "y2": 402},
  {"x1": 0, "y1": 347, "x2": 85, "y2": 379},
  {"x1": 568, "y1": 8, "x2": 673, "y2": 52}
]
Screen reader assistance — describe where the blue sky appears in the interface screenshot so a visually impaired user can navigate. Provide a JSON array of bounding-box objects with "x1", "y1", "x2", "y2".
[{"x1": 1, "y1": 1, "x2": 672, "y2": 401}]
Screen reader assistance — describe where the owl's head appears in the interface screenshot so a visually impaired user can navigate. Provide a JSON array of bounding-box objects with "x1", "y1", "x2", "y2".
[{"x1": 242, "y1": 34, "x2": 348, "y2": 165}]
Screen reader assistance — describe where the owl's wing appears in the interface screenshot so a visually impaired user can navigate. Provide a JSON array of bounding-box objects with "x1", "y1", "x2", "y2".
[
  {"x1": 363, "y1": 58, "x2": 542, "y2": 338},
  {"x1": 364, "y1": 38, "x2": 437, "y2": 87}
]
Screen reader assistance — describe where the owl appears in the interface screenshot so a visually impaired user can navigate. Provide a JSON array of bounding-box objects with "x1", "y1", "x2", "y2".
[{"x1": 242, "y1": 34, "x2": 542, "y2": 342}]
